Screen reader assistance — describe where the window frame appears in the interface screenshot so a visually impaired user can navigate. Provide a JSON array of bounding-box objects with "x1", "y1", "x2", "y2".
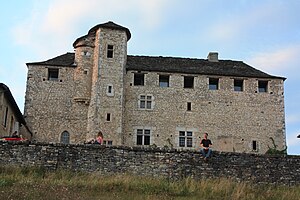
[
  {"x1": 139, "y1": 95, "x2": 153, "y2": 110},
  {"x1": 258, "y1": 80, "x2": 268, "y2": 93},
  {"x1": 48, "y1": 68, "x2": 59, "y2": 81},
  {"x1": 107, "y1": 45, "x2": 114, "y2": 58},
  {"x1": 159, "y1": 75, "x2": 170, "y2": 87},
  {"x1": 136, "y1": 129, "x2": 151, "y2": 146},
  {"x1": 187, "y1": 102, "x2": 192, "y2": 111},
  {"x1": 234, "y1": 79, "x2": 244, "y2": 92},
  {"x1": 209, "y1": 78, "x2": 219, "y2": 90},
  {"x1": 252, "y1": 140, "x2": 258, "y2": 151},
  {"x1": 60, "y1": 131, "x2": 70, "y2": 144},
  {"x1": 3, "y1": 106, "x2": 8, "y2": 127},
  {"x1": 106, "y1": 113, "x2": 111, "y2": 122},
  {"x1": 184, "y1": 76, "x2": 194, "y2": 88},
  {"x1": 178, "y1": 131, "x2": 193, "y2": 148},
  {"x1": 134, "y1": 73, "x2": 145, "y2": 86}
]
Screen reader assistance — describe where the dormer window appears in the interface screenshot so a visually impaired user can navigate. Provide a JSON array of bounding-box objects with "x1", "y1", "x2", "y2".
[
  {"x1": 184, "y1": 76, "x2": 194, "y2": 88},
  {"x1": 107, "y1": 45, "x2": 114, "y2": 58},
  {"x1": 134, "y1": 73, "x2": 144, "y2": 86},
  {"x1": 234, "y1": 79, "x2": 243, "y2": 92},
  {"x1": 209, "y1": 78, "x2": 219, "y2": 90},
  {"x1": 258, "y1": 80, "x2": 268, "y2": 93},
  {"x1": 48, "y1": 68, "x2": 59, "y2": 81}
]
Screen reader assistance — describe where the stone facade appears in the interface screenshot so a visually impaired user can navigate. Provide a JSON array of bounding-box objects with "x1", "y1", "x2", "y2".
[
  {"x1": 1, "y1": 142, "x2": 299, "y2": 185},
  {"x1": 0, "y1": 83, "x2": 31, "y2": 138},
  {"x1": 23, "y1": 21, "x2": 286, "y2": 154}
]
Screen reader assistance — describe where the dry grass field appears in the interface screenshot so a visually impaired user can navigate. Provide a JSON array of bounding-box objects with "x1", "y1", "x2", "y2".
[{"x1": 0, "y1": 166, "x2": 299, "y2": 200}]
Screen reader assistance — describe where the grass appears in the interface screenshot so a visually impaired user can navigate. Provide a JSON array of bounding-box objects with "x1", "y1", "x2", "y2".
[{"x1": 0, "y1": 166, "x2": 299, "y2": 200}]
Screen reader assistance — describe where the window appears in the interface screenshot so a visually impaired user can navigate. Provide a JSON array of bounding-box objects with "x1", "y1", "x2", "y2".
[
  {"x1": 179, "y1": 131, "x2": 193, "y2": 147},
  {"x1": 9, "y1": 116, "x2": 14, "y2": 134},
  {"x1": 108, "y1": 86, "x2": 112, "y2": 93},
  {"x1": 134, "y1": 73, "x2": 144, "y2": 86},
  {"x1": 258, "y1": 81, "x2": 268, "y2": 93},
  {"x1": 234, "y1": 79, "x2": 243, "y2": 91},
  {"x1": 103, "y1": 140, "x2": 113, "y2": 145},
  {"x1": 184, "y1": 76, "x2": 194, "y2": 88},
  {"x1": 209, "y1": 78, "x2": 219, "y2": 90},
  {"x1": 187, "y1": 102, "x2": 192, "y2": 111},
  {"x1": 106, "y1": 113, "x2": 111, "y2": 122},
  {"x1": 48, "y1": 68, "x2": 59, "y2": 81},
  {"x1": 159, "y1": 75, "x2": 169, "y2": 87},
  {"x1": 107, "y1": 45, "x2": 114, "y2": 58},
  {"x1": 106, "y1": 84, "x2": 114, "y2": 96},
  {"x1": 60, "y1": 131, "x2": 70, "y2": 144},
  {"x1": 3, "y1": 107, "x2": 8, "y2": 127},
  {"x1": 136, "y1": 129, "x2": 150, "y2": 145},
  {"x1": 139, "y1": 95, "x2": 153, "y2": 110},
  {"x1": 252, "y1": 140, "x2": 258, "y2": 151}
]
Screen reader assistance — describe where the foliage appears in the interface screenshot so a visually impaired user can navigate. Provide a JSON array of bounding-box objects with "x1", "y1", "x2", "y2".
[{"x1": 265, "y1": 137, "x2": 287, "y2": 155}]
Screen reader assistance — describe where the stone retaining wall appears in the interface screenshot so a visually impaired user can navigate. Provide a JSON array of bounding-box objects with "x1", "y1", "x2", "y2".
[{"x1": 0, "y1": 142, "x2": 299, "y2": 185}]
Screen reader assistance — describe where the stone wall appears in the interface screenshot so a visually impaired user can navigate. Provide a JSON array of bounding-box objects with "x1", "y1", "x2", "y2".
[
  {"x1": 0, "y1": 142, "x2": 299, "y2": 186},
  {"x1": 124, "y1": 72, "x2": 286, "y2": 154}
]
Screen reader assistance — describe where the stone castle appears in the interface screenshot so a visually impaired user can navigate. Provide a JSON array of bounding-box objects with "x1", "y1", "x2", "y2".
[{"x1": 23, "y1": 21, "x2": 286, "y2": 154}]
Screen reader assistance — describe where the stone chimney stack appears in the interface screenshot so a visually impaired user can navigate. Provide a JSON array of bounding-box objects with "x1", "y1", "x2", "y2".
[{"x1": 207, "y1": 52, "x2": 219, "y2": 62}]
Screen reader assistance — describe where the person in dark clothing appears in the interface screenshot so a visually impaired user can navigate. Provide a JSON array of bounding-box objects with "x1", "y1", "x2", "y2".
[{"x1": 200, "y1": 133, "x2": 212, "y2": 161}]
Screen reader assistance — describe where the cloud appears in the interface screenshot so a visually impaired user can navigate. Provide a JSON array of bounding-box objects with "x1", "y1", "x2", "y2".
[
  {"x1": 206, "y1": 2, "x2": 284, "y2": 43},
  {"x1": 245, "y1": 45, "x2": 300, "y2": 75},
  {"x1": 11, "y1": 0, "x2": 171, "y2": 58}
]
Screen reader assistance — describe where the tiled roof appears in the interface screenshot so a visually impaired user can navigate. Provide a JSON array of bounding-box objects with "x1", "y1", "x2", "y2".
[
  {"x1": 26, "y1": 53, "x2": 285, "y2": 80},
  {"x1": 126, "y1": 55, "x2": 285, "y2": 79},
  {"x1": 26, "y1": 53, "x2": 75, "y2": 67},
  {"x1": 88, "y1": 21, "x2": 131, "y2": 40},
  {"x1": 73, "y1": 21, "x2": 131, "y2": 47}
]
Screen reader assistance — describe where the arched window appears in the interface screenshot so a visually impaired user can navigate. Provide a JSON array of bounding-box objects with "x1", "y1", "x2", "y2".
[{"x1": 60, "y1": 131, "x2": 70, "y2": 144}]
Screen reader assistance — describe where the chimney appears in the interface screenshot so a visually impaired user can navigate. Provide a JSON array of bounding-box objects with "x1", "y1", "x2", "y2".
[{"x1": 207, "y1": 52, "x2": 219, "y2": 62}]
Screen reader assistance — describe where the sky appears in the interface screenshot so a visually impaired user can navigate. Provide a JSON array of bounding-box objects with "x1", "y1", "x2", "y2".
[{"x1": 0, "y1": 0, "x2": 299, "y2": 155}]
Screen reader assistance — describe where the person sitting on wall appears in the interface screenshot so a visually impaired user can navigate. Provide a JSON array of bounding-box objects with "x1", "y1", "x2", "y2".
[
  {"x1": 200, "y1": 133, "x2": 212, "y2": 161},
  {"x1": 95, "y1": 131, "x2": 103, "y2": 145},
  {"x1": 11, "y1": 131, "x2": 19, "y2": 138}
]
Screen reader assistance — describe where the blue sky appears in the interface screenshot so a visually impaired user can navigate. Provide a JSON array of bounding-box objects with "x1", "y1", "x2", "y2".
[{"x1": 0, "y1": 0, "x2": 299, "y2": 154}]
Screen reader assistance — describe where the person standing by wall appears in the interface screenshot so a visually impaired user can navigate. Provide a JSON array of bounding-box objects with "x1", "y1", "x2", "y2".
[{"x1": 200, "y1": 133, "x2": 212, "y2": 161}]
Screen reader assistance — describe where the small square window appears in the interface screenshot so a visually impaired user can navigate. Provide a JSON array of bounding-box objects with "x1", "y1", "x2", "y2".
[
  {"x1": 107, "y1": 45, "x2": 114, "y2": 58},
  {"x1": 159, "y1": 75, "x2": 169, "y2": 87},
  {"x1": 134, "y1": 73, "x2": 144, "y2": 86},
  {"x1": 209, "y1": 78, "x2": 219, "y2": 90},
  {"x1": 184, "y1": 76, "x2": 194, "y2": 88},
  {"x1": 258, "y1": 81, "x2": 268, "y2": 93},
  {"x1": 48, "y1": 69, "x2": 59, "y2": 81},
  {"x1": 107, "y1": 140, "x2": 113, "y2": 146},
  {"x1": 234, "y1": 79, "x2": 243, "y2": 91}
]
